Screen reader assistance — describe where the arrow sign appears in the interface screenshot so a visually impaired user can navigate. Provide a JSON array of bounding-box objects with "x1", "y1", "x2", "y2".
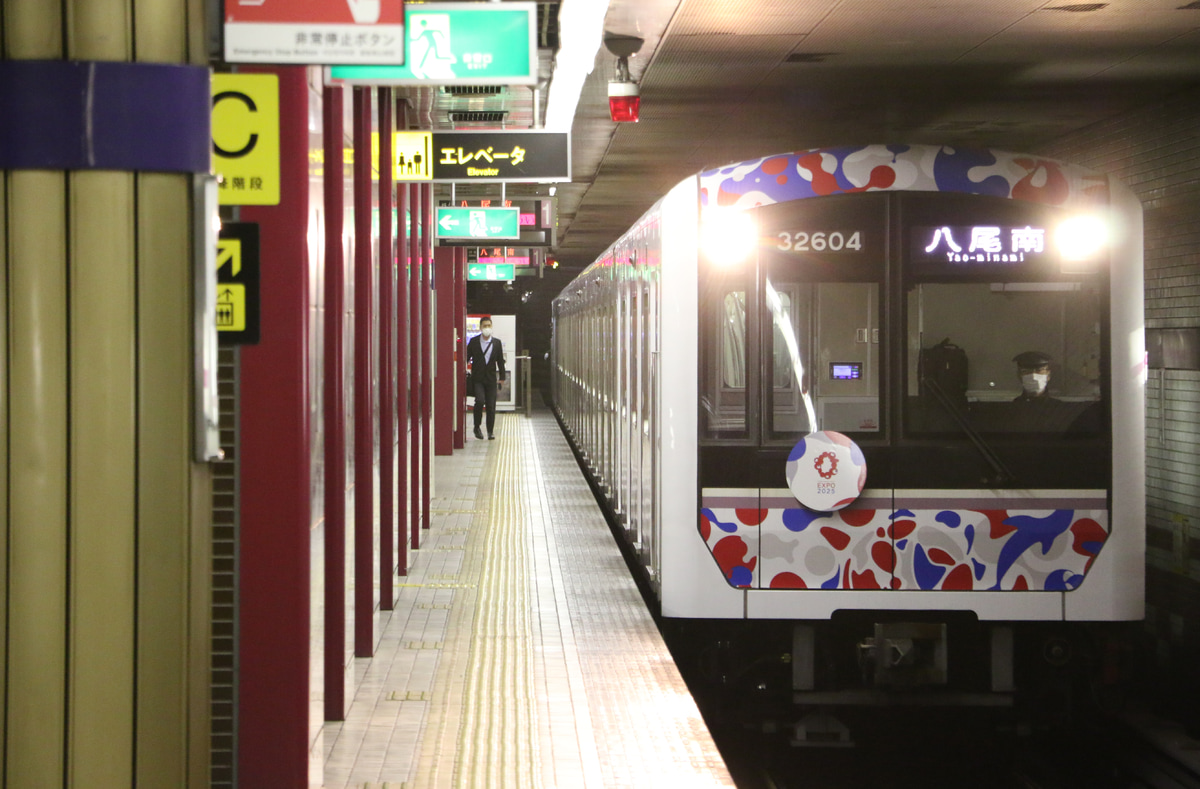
[
  {"x1": 435, "y1": 207, "x2": 520, "y2": 240},
  {"x1": 467, "y1": 263, "x2": 514, "y2": 281}
]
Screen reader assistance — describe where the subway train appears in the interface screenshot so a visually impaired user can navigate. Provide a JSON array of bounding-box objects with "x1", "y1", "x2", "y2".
[{"x1": 550, "y1": 144, "x2": 1145, "y2": 721}]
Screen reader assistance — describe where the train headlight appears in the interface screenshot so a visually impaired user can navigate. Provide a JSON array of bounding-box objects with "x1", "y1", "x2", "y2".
[
  {"x1": 701, "y1": 208, "x2": 756, "y2": 267},
  {"x1": 1054, "y1": 214, "x2": 1108, "y2": 264}
]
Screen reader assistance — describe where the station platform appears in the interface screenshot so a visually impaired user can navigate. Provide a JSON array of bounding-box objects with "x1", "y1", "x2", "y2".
[{"x1": 320, "y1": 407, "x2": 734, "y2": 788}]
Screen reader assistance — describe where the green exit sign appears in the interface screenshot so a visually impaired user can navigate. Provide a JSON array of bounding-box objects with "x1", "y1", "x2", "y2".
[
  {"x1": 468, "y1": 263, "x2": 515, "y2": 282},
  {"x1": 436, "y1": 207, "x2": 520, "y2": 240},
  {"x1": 327, "y1": 2, "x2": 537, "y2": 86}
]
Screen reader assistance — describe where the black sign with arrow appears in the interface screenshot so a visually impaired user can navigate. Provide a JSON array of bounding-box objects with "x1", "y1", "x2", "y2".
[{"x1": 216, "y1": 222, "x2": 261, "y2": 345}]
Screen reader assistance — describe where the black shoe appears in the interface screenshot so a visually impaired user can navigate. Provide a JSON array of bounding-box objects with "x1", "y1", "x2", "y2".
[
  {"x1": 488, "y1": 434, "x2": 495, "y2": 440},
  {"x1": 474, "y1": 427, "x2": 484, "y2": 439}
]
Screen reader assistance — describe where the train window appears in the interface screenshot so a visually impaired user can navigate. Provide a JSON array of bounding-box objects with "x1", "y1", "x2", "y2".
[
  {"x1": 764, "y1": 280, "x2": 881, "y2": 442},
  {"x1": 700, "y1": 288, "x2": 750, "y2": 439},
  {"x1": 906, "y1": 281, "x2": 1103, "y2": 436}
]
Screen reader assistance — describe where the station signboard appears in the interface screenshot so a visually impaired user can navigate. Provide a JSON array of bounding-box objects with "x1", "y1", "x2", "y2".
[
  {"x1": 435, "y1": 207, "x2": 521, "y2": 241},
  {"x1": 224, "y1": 0, "x2": 406, "y2": 65},
  {"x1": 326, "y1": 2, "x2": 536, "y2": 86},
  {"x1": 212, "y1": 73, "x2": 280, "y2": 206},
  {"x1": 431, "y1": 131, "x2": 569, "y2": 183}
]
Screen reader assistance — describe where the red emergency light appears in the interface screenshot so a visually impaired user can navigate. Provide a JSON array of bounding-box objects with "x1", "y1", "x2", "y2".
[{"x1": 608, "y1": 81, "x2": 641, "y2": 123}]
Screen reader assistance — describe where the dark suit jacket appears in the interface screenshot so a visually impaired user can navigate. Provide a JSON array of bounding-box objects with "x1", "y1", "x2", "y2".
[{"x1": 466, "y1": 334, "x2": 506, "y2": 385}]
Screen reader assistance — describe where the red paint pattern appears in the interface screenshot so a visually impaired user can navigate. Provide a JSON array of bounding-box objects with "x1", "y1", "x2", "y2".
[
  {"x1": 888, "y1": 520, "x2": 916, "y2": 540},
  {"x1": 1012, "y1": 158, "x2": 1069, "y2": 205},
  {"x1": 770, "y1": 572, "x2": 807, "y2": 589},
  {"x1": 1012, "y1": 574, "x2": 1029, "y2": 591},
  {"x1": 700, "y1": 512, "x2": 712, "y2": 542},
  {"x1": 821, "y1": 526, "x2": 851, "y2": 551},
  {"x1": 851, "y1": 569, "x2": 881, "y2": 589},
  {"x1": 927, "y1": 548, "x2": 956, "y2": 566},
  {"x1": 761, "y1": 156, "x2": 790, "y2": 175},
  {"x1": 943, "y1": 564, "x2": 974, "y2": 590},
  {"x1": 871, "y1": 541, "x2": 896, "y2": 573},
  {"x1": 712, "y1": 535, "x2": 756, "y2": 578},
  {"x1": 736, "y1": 508, "x2": 768, "y2": 526},
  {"x1": 983, "y1": 510, "x2": 1016, "y2": 540},
  {"x1": 841, "y1": 508, "x2": 876, "y2": 527}
]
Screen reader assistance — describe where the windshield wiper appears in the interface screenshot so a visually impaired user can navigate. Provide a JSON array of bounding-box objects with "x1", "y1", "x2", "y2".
[{"x1": 922, "y1": 378, "x2": 1017, "y2": 487}]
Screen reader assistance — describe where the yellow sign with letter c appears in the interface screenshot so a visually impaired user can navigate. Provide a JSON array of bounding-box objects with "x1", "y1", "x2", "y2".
[{"x1": 212, "y1": 73, "x2": 280, "y2": 206}]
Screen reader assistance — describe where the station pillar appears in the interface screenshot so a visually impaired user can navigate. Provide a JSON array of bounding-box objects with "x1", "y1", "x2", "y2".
[{"x1": 1, "y1": 2, "x2": 213, "y2": 787}]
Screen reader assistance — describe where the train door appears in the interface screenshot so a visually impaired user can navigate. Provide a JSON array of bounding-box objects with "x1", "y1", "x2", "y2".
[
  {"x1": 647, "y1": 254, "x2": 661, "y2": 589},
  {"x1": 630, "y1": 269, "x2": 644, "y2": 550},
  {"x1": 640, "y1": 275, "x2": 654, "y2": 570}
]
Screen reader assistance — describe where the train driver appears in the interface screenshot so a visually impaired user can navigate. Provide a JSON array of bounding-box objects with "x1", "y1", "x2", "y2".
[{"x1": 1013, "y1": 350, "x2": 1056, "y2": 402}]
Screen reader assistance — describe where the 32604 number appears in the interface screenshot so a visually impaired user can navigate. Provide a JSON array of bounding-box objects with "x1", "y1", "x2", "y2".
[{"x1": 777, "y1": 231, "x2": 862, "y2": 252}]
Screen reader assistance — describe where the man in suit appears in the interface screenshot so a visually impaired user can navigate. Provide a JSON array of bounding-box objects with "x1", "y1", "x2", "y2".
[{"x1": 466, "y1": 317, "x2": 506, "y2": 439}]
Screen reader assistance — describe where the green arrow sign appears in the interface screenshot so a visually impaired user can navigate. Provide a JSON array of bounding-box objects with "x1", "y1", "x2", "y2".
[
  {"x1": 467, "y1": 263, "x2": 515, "y2": 281},
  {"x1": 436, "y1": 207, "x2": 520, "y2": 240},
  {"x1": 327, "y1": 2, "x2": 536, "y2": 86}
]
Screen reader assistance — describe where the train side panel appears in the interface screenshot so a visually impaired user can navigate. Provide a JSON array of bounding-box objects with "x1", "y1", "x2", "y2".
[
  {"x1": 657, "y1": 177, "x2": 746, "y2": 619},
  {"x1": 1066, "y1": 175, "x2": 1146, "y2": 621}
]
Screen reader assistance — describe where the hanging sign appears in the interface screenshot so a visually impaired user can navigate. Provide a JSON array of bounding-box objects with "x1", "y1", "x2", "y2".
[
  {"x1": 224, "y1": 0, "x2": 406, "y2": 65},
  {"x1": 326, "y1": 2, "x2": 536, "y2": 85},
  {"x1": 431, "y1": 131, "x2": 569, "y2": 183}
]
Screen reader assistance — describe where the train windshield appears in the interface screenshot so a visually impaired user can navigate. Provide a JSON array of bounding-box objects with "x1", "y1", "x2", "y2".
[{"x1": 907, "y1": 281, "x2": 1104, "y2": 436}]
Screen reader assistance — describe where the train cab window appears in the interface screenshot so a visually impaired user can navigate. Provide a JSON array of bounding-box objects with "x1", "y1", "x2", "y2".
[
  {"x1": 701, "y1": 289, "x2": 751, "y2": 439},
  {"x1": 906, "y1": 281, "x2": 1104, "y2": 436},
  {"x1": 764, "y1": 280, "x2": 880, "y2": 443}
]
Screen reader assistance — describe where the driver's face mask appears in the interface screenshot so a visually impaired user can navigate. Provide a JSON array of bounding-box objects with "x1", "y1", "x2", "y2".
[
  {"x1": 1021, "y1": 372, "x2": 1049, "y2": 396},
  {"x1": 481, "y1": 327, "x2": 492, "y2": 338}
]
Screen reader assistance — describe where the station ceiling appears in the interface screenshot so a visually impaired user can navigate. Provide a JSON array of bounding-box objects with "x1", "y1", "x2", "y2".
[{"x1": 398, "y1": 0, "x2": 1200, "y2": 270}]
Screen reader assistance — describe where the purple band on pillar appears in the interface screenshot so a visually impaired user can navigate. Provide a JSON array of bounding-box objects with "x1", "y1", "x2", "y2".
[{"x1": 0, "y1": 60, "x2": 211, "y2": 173}]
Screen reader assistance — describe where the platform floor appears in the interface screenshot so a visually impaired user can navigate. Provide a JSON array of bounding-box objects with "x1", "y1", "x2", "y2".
[{"x1": 321, "y1": 408, "x2": 734, "y2": 788}]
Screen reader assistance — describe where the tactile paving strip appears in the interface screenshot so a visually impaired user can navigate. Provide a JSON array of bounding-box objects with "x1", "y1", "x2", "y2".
[{"x1": 321, "y1": 408, "x2": 733, "y2": 789}]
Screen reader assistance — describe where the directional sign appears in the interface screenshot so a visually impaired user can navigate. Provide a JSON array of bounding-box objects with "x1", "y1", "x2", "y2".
[
  {"x1": 467, "y1": 263, "x2": 515, "y2": 281},
  {"x1": 217, "y1": 223, "x2": 261, "y2": 345},
  {"x1": 435, "y1": 207, "x2": 520, "y2": 241},
  {"x1": 393, "y1": 130, "x2": 433, "y2": 180},
  {"x1": 327, "y1": 2, "x2": 536, "y2": 86},
  {"x1": 212, "y1": 74, "x2": 280, "y2": 206}
]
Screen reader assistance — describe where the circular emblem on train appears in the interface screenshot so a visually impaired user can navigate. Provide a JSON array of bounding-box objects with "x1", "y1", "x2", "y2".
[{"x1": 786, "y1": 431, "x2": 867, "y2": 511}]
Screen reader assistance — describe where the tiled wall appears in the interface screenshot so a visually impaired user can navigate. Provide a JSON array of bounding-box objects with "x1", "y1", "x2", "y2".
[{"x1": 1038, "y1": 85, "x2": 1200, "y2": 727}]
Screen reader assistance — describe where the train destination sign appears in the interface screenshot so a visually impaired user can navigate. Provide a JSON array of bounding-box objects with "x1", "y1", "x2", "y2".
[
  {"x1": 914, "y1": 225, "x2": 1048, "y2": 265},
  {"x1": 435, "y1": 207, "x2": 520, "y2": 240},
  {"x1": 326, "y1": 2, "x2": 536, "y2": 85}
]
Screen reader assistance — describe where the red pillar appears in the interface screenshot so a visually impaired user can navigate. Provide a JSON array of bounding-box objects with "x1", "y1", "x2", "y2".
[
  {"x1": 321, "y1": 83, "x2": 347, "y2": 722},
  {"x1": 454, "y1": 247, "x2": 466, "y2": 450},
  {"x1": 352, "y1": 86, "x2": 375, "y2": 658},
  {"x1": 409, "y1": 182, "x2": 422, "y2": 549},
  {"x1": 237, "y1": 66, "x2": 312, "y2": 786},
  {"x1": 377, "y1": 88, "x2": 394, "y2": 606},
  {"x1": 395, "y1": 99, "x2": 409, "y2": 573},
  {"x1": 435, "y1": 245, "x2": 456, "y2": 455},
  {"x1": 421, "y1": 185, "x2": 433, "y2": 528}
]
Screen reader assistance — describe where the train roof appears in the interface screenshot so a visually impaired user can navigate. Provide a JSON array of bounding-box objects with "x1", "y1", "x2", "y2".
[{"x1": 700, "y1": 144, "x2": 1110, "y2": 212}]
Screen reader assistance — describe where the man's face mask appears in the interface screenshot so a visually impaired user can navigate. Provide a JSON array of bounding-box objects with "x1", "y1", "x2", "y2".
[
  {"x1": 481, "y1": 327, "x2": 492, "y2": 338},
  {"x1": 1021, "y1": 372, "x2": 1048, "y2": 396}
]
